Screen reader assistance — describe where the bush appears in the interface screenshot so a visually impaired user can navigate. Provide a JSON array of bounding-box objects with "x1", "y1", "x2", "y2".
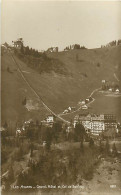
[{"x1": 97, "y1": 62, "x2": 100, "y2": 67}]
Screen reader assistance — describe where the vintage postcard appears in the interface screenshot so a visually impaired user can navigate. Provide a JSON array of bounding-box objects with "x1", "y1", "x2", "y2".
[{"x1": 1, "y1": 0, "x2": 121, "y2": 195}]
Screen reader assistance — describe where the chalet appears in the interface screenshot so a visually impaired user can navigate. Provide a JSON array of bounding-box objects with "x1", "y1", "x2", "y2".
[
  {"x1": 109, "y1": 88, "x2": 112, "y2": 92},
  {"x1": 82, "y1": 105, "x2": 88, "y2": 110},
  {"x1": 24, "y1": 119, "x2": 33, "y2": 126},
  {"x1": 0, "y1": 127, "x2": 6, "y2": 132},
  {"x1": 86, "y1": 98, "x2": 90, "y2": 102},
  {"x1": 69, "y1": 107, "x2": 76, "y2": 112},
  {"x1": 68, "y1": 107, "x2": 72, "y2": 112},
  {"x1": 102, "y1": 80, "x2": 106, "y2": 83},
  {"x1": 81, "y1": 101, "x2": 85, "y2": 105},
  {"x1": 115, "y1": 89, "x2": 119, "y2": 93},
  {"x1": 43, "y1": 141, "x2": 46, "y2": 147},
  {"x1": 41, "y1": 115, "x2": 55, "y2": 127}
]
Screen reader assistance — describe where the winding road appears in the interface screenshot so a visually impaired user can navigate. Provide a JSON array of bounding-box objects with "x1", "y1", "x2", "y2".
[{"x1": 58, "y1": 87, "x2": 101, "y2": 116}]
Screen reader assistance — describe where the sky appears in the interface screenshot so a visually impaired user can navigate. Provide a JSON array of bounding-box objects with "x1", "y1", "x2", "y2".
[{"x1": 1, "y1": 0, "x2": 121, "y2": 51}]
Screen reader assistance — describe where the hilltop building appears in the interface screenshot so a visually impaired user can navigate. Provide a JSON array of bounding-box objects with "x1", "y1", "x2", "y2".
[
  {"x1": 12, "y1": 38, "x2": 23, "y2": 49},
  {"x1": 47, "y1": 47, "x2": 58, "y2": 53}
]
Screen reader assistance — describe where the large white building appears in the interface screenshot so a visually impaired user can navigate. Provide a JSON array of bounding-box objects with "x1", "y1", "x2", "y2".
[{"x1": 74, "y1": 113, "x2": 116, "y2": 135}]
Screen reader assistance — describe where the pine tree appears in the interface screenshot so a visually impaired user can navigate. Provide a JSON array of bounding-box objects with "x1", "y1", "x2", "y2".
[
  {"x1": 25, "y1": 46, "x2": 30, "y2": 55},
  {"x1": 22, "y1": 97, "x2": 27, "y2": 105},
  {"x1": 112, "y1": 143, "x2": 117, "y2": 157},
  {"x1": 99, "y1": 140, "x2": 103, "y2": 153},
  {"x1": 80, "y1": 140, "x2": 84, "y2": 152},
  {"x1": 7, "y1": 67, "x2": 10, "y2": 72},
  {"x1": 89, "y1": 138, "x2": 94, "y2": 148},
  {"x1": 30, "y1": 142, "x2": 34, "y2": 157},
  {"x1": 20, "y1": 44, "x2": 24, "y2": 54},
  {"x1": 105, "y1": 139, "x2": 110, "y2": 155},
  {"x1": 3, "y1": 121, "x2": 8, "y2": 129}
]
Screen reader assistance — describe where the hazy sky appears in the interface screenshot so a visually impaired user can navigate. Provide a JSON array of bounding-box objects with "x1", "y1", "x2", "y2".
[{"x1": 1, "y1": 0, "x2": 121, "y2": 51}]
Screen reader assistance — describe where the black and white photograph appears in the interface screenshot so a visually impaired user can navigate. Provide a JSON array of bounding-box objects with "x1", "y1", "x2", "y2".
[{"x1": 1, "y1": 0, "x2": 121, "y2": 194}]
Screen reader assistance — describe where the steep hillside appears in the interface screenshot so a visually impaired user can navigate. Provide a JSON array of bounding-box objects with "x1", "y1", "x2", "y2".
[
  {"x1": 1, "y1": 45, "x2": 121, "y2": 125},
  {"x1": 1, "y1": 52, "x2": 50, "y2": 126},
  {"x1": 49, "y1": 46, "x2": 121, "y2": 83}
]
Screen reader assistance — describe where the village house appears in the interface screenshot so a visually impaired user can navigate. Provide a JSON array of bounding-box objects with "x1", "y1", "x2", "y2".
[
  {"x1": 109, "y1": 88, "x2": 113, "y2": 92},
  {"x1": 0, "y1": 127, "x2": 6, "y2": 132},
  {"x1": 66, "y1": 126, "x2": 73, "y2": 133},
  {"x1": 86, "y1": 98, "x2": 90, "y2": 102},
  {"x1": 16, "y1": 129, "x2": 21, "y2": 136},
  {"x1": 82, "y1": 105, "x2": 88, "y2": 110},
  {"x1": 81, "y1": 100, "x2": 85, "y2": 105},
  {"x1": 102, "y1": 80, "x2": 106, "y2": 84},
  {"x1": 46, "y1": 115, "x2": 54, "y2": 123},
  {"x1": 41, "y1": 115, "x2": 55, "y2": 127},
  {"x1": 68, "y1": 107, "x2": 72, "y2": 112},
  {"x1": 71, "y1": 107, "x2": 76, "y2": 111},
  {"x1": 115, "y1": 88, "x2": 119, "y2": 93}
]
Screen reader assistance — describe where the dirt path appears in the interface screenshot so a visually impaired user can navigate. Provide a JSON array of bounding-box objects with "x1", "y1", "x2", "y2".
[{"x1": 114, "y1": 73, "x2": 120, "y2": 82}]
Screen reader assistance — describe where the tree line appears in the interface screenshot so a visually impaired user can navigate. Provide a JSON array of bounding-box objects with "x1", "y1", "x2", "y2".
[
  {"x1": 64, "y1": 44, "x2": 87, "y2": 51},
  {"x1": 14, "y1": 44, "x2": 66, "y2": 74}
]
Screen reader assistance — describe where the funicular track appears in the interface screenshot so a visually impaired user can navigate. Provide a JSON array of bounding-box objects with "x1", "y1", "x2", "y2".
[{"x1": 10, "y1": 52, "x2": 70, "y2": 124}]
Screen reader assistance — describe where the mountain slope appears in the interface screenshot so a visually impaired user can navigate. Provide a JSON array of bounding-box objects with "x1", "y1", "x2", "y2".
[
  {"x1": 1, "y1": 45, "x2": 121, "y2": 125},
  {"x1": 1, "y1": 53, "x2": 50, "y2": 126}
]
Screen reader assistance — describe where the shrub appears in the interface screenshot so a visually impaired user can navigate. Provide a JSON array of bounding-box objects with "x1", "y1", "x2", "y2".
[{"x1": 97, "y1": 62, "x2": 100, "y2": 67}]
